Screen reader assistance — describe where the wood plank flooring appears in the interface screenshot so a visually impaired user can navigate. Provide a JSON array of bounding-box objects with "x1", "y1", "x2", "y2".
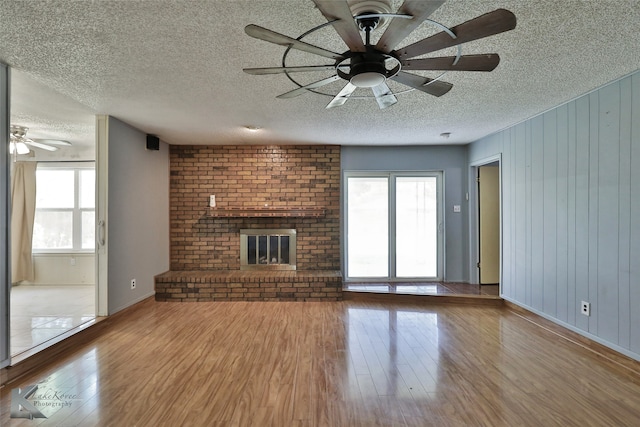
[
  {"x1": 2, "y1": 298, "x2": 640, "y2": 426},
  {"x1": 344, "y1": 283, "x2": 500, "y2": 296}
]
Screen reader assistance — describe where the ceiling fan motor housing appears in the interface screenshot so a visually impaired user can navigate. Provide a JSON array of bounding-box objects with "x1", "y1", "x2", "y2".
[
  {"x1": 337, "y1": 53, "x2": 401, "y2": 88},
  {"x1": 10, "y1": 124, "x2": 28, "y2": 138}
]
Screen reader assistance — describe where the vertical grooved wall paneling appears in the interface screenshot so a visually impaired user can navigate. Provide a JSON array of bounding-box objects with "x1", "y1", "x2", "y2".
[
  {"x1": 514, "y1": 123, "x2": 527, "y2": 304},
  {"x1": 469, "y1": 71, "x2": 640, "y2": 360},
  {"x1": 629, "y1": 72, "x2": 640, "y2": 354}
]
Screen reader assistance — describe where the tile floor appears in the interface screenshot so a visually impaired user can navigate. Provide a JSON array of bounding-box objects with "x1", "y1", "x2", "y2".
[{"x1": 10, "y1": 285, "x2": 95, "y2": 356}]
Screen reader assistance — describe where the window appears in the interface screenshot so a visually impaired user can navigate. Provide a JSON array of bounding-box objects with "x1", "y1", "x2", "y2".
[
  {"x1": 345, "y1": 172, "x2": 443, "y2": 280},
  {"x1": 32, "y1": 164, "x2": 95, "y2": 252}
]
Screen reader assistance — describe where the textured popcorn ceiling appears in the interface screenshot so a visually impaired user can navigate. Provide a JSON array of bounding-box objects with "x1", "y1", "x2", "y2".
[{"x1": 1, "y1": 0, "x2": 640, "y2": 153}]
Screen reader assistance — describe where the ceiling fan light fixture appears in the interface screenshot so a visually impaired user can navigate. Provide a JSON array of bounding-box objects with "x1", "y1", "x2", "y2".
[
  {"x1": 348, "y1": 56, "x2": 389, "y2": 88},
  {"x1": 350, "y1": 72, "x2": 386, "y2": 88},
  {"x1": 9, "y1": 141, "x2": 30, "y2": 155}
]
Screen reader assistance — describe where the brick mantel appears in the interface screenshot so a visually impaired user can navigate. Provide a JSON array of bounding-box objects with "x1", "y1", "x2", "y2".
[{"x1": 206, "y1": 207, "x2": 325, "y2": 217}]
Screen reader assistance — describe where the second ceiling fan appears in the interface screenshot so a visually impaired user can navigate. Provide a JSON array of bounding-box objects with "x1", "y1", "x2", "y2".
[
  {"x1": 10, "y1": 124, "x2": 72, "y2": 154},
  {"x1": 244, "y1": 0, "x2": 517, "y2": 109}
]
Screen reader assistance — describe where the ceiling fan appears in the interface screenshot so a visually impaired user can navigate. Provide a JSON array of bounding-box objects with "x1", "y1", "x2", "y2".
[
  {"x1": 9, "y1": 124, "x2": 72, "y2": 154},
  {"x1": 243, "y1": 0, "x2": 516, "y2": 109}
]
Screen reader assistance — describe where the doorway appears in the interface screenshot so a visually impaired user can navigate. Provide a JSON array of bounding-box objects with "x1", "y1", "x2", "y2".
[
  {"x1": 478, "y1": 164, "x2": 500, "y2": 284},
  {"x1": 8, "y1": 69, "x2": 98, "y2": 358},
  {"x1": 345, "y1": 172, "x2": 444, "y2": 281}
]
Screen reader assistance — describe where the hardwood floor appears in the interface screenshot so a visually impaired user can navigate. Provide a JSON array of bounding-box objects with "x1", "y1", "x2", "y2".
[
  {"x1": 2, "y1": 298, "x2": 640, "y2": 426},
  {"x1": 343, "y1": 283, "x2": 502, "y2": 307},
  {"x1": 344, "y1": 283, "x2": 500, "y2": 296}
]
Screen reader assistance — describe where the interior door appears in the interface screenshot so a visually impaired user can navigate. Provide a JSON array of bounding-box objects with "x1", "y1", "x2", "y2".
[{"x1": 478, "y1": 165, "x2": 500, "y2": 284}]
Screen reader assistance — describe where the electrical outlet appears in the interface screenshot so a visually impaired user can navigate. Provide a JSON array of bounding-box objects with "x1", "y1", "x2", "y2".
[
  {"x1": 581, "y1": 301, "x2": 590, "y2": 316},
  {"x1": 131, "y1": 279, "x2": 136, "y2": 290}
]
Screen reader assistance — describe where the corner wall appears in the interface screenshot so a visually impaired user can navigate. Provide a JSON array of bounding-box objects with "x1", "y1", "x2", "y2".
[
  {"x1": 469, "y1": 71, "x2": 640, "y2": 360},
  {"x1": 30, "y1": 254, "x2": 95, "y2": 285},
  {"x1": 107, "y1": 117, "x2": 169, "y2": 314}
]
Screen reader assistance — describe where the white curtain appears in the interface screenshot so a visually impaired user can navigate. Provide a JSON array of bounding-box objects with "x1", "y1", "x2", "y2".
[{"x1": 11, "y1": 161, "x2": 37, "y2": 283}]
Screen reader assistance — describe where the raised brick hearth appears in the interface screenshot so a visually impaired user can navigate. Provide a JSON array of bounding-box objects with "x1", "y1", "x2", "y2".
[
  {"x1": 158, "y1": 145, "x2": 342, "y2": 302},
  {"x1": 155, "y1": 270, "x2": 342, "y2": 302}
]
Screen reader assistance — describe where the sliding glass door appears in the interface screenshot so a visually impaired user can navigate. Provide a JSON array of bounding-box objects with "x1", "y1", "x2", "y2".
[
  {"x1": 345, "y1": 172, "x2": 443, "y2": 281},
  {"x1": 395, "y1": 176, "x2": 439, "y2": 278},
  {"x1": 346, "y1": 177, "x2": 388, "y2": 277}
]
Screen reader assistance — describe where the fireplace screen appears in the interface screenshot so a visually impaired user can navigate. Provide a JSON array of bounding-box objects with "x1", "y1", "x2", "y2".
[{"x1": 240, "y1": 229, "x2": 296, "y2": 271}]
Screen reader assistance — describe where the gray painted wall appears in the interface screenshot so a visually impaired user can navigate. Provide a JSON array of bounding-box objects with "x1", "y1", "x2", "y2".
[
  {"x1": 469, "y1": 71, "x2": 640, "y2": 361},
  {"x1": 107, "y1": 117, "x2": 169, "y2": 314},
  {"x1": 341, "y1": 145, "x2": 469, "y2": 282}
]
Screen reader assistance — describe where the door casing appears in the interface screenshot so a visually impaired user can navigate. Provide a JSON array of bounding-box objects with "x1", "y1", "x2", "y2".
[{"x1": 468, "y1": 155, "x2": 502, "y2": 288}]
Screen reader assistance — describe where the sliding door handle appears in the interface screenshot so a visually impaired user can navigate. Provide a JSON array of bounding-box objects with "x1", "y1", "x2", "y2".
[{"x1": 98, "y1": 220, "x2": 106, "y2": 246}]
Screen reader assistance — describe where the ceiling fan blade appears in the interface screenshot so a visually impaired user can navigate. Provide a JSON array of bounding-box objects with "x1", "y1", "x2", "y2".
[
  {"x1": 326, "y1": 82, "x2": 357, "y2": 109},
  {"x1": 33, "y1": 138, "x2": 72, "y2": 146},
  {"x1": 391, "y1": 72, "x2": 453, "y2": 97},
  {"x1": 402, "y1": 54, "x2": 500, "y2": 72},
  {"x1": 311, "y1": 0, "x2": 366, "y2": 52},
  {"x1": 371, "y1": 82, "x2": 398, "y2": 109},
  {"x1": 375, "y1": 1, "x2": 444, "y2": 52},
  {"x1": 25, "y1": 140, "x2": 59, "y2": 151},
  {"x1": 245, "y1": 24, "x2": 344, "y2": 60},
  {"x1": 395, "y1": 9, "x2": 517, "y2": 59},
  {"x1": 278, "y1": 75, "x2": 342, "y2": 99},
  {"x1": 244, "y1": 65, "x2": 337, "y2": 75}
]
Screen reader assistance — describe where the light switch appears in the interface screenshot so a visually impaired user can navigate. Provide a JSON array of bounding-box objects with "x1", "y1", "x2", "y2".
[{"x1": 453, "y1": 205, "x2": 461, "y2": 213}]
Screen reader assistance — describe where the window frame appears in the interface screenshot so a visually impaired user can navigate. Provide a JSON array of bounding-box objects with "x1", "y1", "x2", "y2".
[{"x1": 32, "y1": 162, "x2": 95, "y2": 254}]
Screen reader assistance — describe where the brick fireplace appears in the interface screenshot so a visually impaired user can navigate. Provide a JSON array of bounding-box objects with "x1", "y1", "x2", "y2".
[{"x1": 155, "y1": 145, "x2": 342, "y2": 301}]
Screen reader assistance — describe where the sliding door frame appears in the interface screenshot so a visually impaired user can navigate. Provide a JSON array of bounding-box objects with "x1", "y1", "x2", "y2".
[
  {"x1": 95, "y1": 115, "x2": 108, "y2": 316},
  {"x1": 1, "y1": 63, "x2": 10, "y2": 368},
  {"x1": 344, "y1": 171, "x2": 444, "y2": 282}
]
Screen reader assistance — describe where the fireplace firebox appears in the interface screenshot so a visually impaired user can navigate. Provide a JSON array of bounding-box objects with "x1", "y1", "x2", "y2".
[{"x1": 240, "y1": 229, "x2": 296, "y2": 271}]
